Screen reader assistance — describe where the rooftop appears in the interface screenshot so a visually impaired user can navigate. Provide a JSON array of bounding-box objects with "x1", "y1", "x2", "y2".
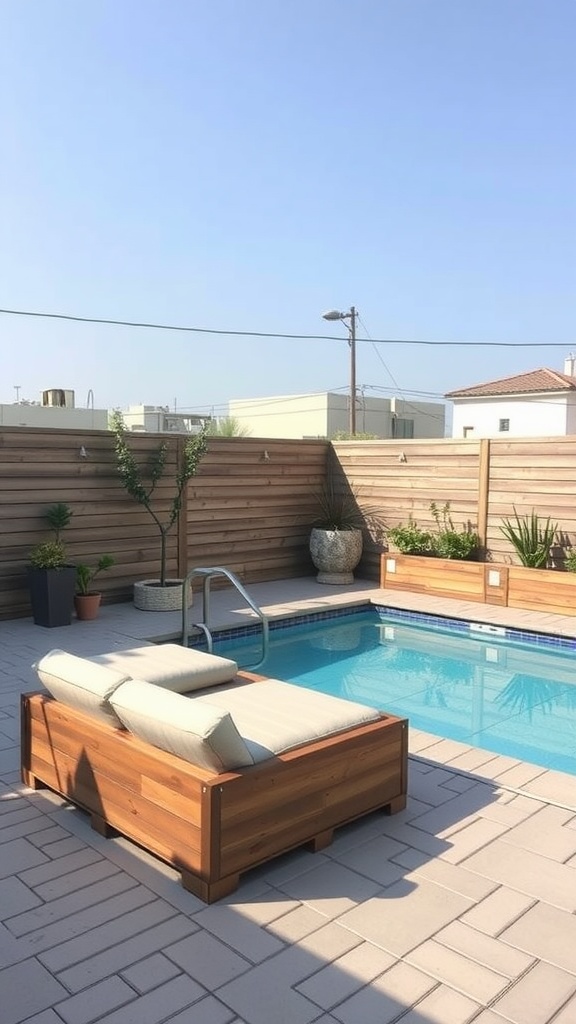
[
  {"x1": 3, "y1": 579, "x2": 576, "y2": 1023},
  {"x1": 445, "y1": 367, "x2": 576, "y2": 399}
]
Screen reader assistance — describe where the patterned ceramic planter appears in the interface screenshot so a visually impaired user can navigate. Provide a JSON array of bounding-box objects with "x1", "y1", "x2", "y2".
[{"x1": 309, "y1": 528, "x2": 363, "y2": 585}]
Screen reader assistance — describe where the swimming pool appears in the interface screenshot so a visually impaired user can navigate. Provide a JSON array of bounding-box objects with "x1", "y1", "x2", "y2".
[{"x1": 207, "y1": 606, "x2": 576, "y2": 776}]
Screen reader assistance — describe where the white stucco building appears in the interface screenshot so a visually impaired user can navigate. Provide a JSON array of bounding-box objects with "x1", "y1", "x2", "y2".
[
  {"x1": 0, "y1": 389, "x2": 108, "y2": 430},
  {"x1": 446, "y1": 358, "x2": 576, "y2": 439},
  {"x1": 228, "y1": 391, "x2": 445, "y2": 439},
  {"x1": 119, "y1": 404, "x2": 210, "y2": 433}
]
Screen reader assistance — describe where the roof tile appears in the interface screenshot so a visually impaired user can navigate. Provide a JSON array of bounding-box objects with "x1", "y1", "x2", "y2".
[{"x1": 445, "y1": 368, "x2": 576, "y2": 399}]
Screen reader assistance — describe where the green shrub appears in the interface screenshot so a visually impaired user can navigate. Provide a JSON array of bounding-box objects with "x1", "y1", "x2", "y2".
[
  {"x1": 387, "y1": 517, "x2": 434, "y2": 555},
  {"x1": 387, "y1": 502, "x2": 479, "y2": 560},
  {"x1": 564, "y1": 549, "x2": 576, "y2": 573},
  {"x1": 430, "y1": 502, "x2": 479, "y2": 561},
  {"x1": 29, "y1": 540, "x2": 67, "y2": 570}
]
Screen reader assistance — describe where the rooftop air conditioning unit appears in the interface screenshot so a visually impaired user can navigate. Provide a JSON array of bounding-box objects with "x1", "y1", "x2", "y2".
[{"x1": 42, "y1": 389, "x2": 75, "y2": 408}]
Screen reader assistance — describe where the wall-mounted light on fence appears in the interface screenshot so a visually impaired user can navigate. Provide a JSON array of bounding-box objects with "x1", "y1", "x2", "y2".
[
  {"x1": 79, "y1": 446, "x2": 88, "y2": 459},
  {"x1": 398, "y1": 452, "x2": 407, "y2": 463},
  {"x1": 261, "y1": 449, "x2": 271, "y2": 462}
]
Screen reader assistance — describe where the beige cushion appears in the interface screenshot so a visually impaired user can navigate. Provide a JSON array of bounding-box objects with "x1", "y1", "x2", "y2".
[
  {"x1": 109, "y1": 679, "x2": 254, "y2": 773},
  {"x1": 34, "y1": 649, "x2": 130, "y2": 726},
  {"x1": 91, "y1": 643, "x2": 238, "y2": 693},
  {"x1": 192, "y1": 679, "x2": 382, "y2": 763}
]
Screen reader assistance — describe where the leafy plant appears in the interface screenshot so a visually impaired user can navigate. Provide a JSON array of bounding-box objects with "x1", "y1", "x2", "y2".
[
  {"x1": 564, "y1": 549, "x2": 576, "y2": 573},
  {"x1": 429, "y1": 502, "x2": 480, "y2": 561},
  {"x1": 312, "y1": 480, "x2": 385, "y2": 537},
  {"x1": 206, "y1": 416, "x2": 251, "y2": 437},
  {"x1": 111, "y1": 412, "x2": 208, "y2": 587},
  {"x1": 387, "y1": 502, "x2": 479, "y2": 560},
  {"x1": 28, "y1": 503, "x2": 73, "y2": 570},
  {"x1": 76, "y1": 555, "x2": 115, "y2": 595},
  {"x1": 500, "y1": 508, "x2": 558, "y2": 568},
  {"x1": 387, "y1": 516, "x2": 434, "y2": 555},
  {"x1": 29, "y1": 540, "x2": 67, "y2": 570}
]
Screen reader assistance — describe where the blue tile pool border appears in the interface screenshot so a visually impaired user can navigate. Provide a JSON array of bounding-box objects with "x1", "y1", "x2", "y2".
[{"x1": 187, "y1": 600, "x2": 576, "y2": 653}]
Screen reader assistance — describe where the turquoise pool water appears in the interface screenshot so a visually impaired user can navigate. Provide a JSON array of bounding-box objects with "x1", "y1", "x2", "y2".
[{"x1": 209, "y1": 607, "x2": 576, "y2": 776}]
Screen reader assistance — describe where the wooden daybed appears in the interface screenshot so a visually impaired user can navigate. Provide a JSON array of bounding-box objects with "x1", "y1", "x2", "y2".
[{"x1": 21, "y1": 645, "x2": 408, "y2": 903}]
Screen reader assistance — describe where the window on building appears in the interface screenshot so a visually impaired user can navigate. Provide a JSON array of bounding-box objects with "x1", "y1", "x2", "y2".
[
  {"x1": 499, "y1": 418, "x2": 510, "y2": 432},
  {"x1": 391, "y1": 417, "x2": 414, "y2": 439}
]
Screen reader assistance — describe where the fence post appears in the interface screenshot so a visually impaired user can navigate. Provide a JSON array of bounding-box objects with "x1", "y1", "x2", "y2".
[{"x1": 477, "y1": 438, "x2": 490, "y2": 554}]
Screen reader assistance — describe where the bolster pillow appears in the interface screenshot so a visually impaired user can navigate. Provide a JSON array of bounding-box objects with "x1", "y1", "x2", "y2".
[
  {"x1": 109, "y1": 679, "x2": 255, "y2": 773},
  {"x1": 34, "y1": 649, "x2": 130, "y2": 726}
]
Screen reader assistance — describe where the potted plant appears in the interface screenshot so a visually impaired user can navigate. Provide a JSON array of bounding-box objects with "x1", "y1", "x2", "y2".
[
  {"x1": 309, "y1": 481, "x2": 385, "y2": 585},
  {"x1": 74, "y1": 555, "x2": 115, "y2": 621},
  {"x1": 382, "y1": 502, "x2": 483, "y2": 602},
  {"x1": 499, "y1": 508, "x2": 558, "y2": 567},
  {"x1": 111, "y1": 412, "x2": 208, "y2": 610},
  {"x1": 27, "y1": 502, "x2": 76, "y2": 627}
]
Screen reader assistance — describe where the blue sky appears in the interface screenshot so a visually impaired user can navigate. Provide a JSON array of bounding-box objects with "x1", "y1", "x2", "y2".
[{"x1": 1, "y1": 1, "x2": 574, "y2": 418}]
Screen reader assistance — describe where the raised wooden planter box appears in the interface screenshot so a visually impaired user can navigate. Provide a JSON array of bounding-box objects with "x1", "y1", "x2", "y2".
[
  {"x1": 380, "y1": 553, "x2": 486, "y2": 604},
  {"x1": 507, "y1": 565, "x2": 576, "y2": 617},
  {"x1": 380, "y1": 554, "x2": 576, "y2": 616}
]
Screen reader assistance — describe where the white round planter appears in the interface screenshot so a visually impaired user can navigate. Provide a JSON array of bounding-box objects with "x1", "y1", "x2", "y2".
[
  {"x1": 133, "y1": 579, "x2": 193, "y2": 612},
  {"x1": 309, "y1": 528, "x2": 363, "y2": 585}
]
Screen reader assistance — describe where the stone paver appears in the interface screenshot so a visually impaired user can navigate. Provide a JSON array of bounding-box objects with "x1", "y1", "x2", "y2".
[
  {"x1": 490, "y1": 961, "x2": 576, "y2": 1024},
  {"x1": 3, "y1": 581, "x2": 576, "y2": 1024}
]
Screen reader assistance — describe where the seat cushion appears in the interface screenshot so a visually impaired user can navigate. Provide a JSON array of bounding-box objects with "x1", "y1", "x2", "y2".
[
  {"x1": 34, "y1": 649, "x2": 130, "y2": 726},
  {"x1": 191, "y1": 678, "x2": 382, "y2": 763},
  {"x1": 90, "y1": 643, "x2": 238, "y2": 693},
  {"x1": 109, "y1": 679, "x2": 255, "y2": 773}
]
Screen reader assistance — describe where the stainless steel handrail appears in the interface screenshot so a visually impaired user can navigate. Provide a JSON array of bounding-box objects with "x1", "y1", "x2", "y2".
[{"x1": 181, "y1": 567, "x2": 269, "y2": 669}]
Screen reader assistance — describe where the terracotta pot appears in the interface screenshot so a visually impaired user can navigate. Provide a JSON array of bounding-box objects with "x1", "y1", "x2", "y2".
[{"x1": 74, "y1": 593, "x2": 102, "y2": 621}]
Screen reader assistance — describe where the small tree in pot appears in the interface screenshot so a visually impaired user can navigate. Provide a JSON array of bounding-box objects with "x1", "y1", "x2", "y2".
[
  {"x1": 28, "y1": 502, "x2": 76, "y2": 627},
  {"x1": 111, "y1": 412, "x2": 208, "y2": 610}
]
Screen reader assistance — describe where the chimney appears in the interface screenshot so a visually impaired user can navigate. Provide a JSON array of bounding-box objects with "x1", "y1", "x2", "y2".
[{"x1": 564, "y1": 354, "x2": 576, "y2": 377}]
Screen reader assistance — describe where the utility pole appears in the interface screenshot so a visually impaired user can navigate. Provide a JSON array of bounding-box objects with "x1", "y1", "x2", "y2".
[
  {"x1": 348, "y1": 306, "x2": 357, "y2": 436},
  {"x1": 321, "y1": 306, "x2": 358, "y2": 436}
]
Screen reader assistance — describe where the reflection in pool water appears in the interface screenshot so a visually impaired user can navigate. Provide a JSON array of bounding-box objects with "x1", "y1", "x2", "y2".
[{"x1": 210, "y1": 608, "x2": 576, "y2": 776}]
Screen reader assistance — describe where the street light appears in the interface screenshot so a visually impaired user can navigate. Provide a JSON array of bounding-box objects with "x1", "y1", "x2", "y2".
[{"x1": 322, "y1": 306, "x2": 358, "y2": 435}]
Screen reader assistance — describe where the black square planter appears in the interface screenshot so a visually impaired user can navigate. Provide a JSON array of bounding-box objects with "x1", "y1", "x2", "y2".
[{"x1": 27, "y1": 566, "x2": 77, "y2": 627}]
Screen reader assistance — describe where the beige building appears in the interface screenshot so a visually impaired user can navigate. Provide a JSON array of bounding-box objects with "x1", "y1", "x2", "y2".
[{"x1": 229, "y1": 391, "x2": 445, "y2": 439}]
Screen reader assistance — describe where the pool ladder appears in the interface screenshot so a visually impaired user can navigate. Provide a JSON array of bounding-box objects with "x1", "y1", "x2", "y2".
[{"x1": 181, "y1": 567, "x2": 270, "y2": 670}]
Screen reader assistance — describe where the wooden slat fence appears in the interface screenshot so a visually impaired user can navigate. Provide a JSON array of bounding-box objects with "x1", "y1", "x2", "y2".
[
  {"x1": 3, "y1": 427, "x2": 576, "y2": 620},
  {"x1": 0, "y1": 428, "x2": 328, "y2": 620}
]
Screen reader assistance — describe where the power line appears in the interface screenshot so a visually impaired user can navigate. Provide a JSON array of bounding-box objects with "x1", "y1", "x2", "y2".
[
  {"x1": 358, "y1": 312, "x2": 443, "y2": 422},
  {"x1": 0, "y1": 306, "x2": 571, "y2": 347}
]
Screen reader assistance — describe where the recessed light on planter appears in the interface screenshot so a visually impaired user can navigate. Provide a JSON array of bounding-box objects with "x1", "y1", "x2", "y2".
[
  {"x1": 488, "y1": 569, "x2": 501, "y2": 587},
  {"x1": 386, "y1": 558, "x2": 397, "y2": 573}
]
